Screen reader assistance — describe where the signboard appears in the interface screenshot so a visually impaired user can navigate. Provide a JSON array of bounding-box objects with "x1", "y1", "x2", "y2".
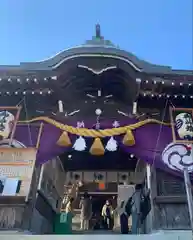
[
  {"x1": 98, "y1": 181, "x2": 106, "y2": 190},
  {"x1": 0, "y1": 148, "x2": 37, "y2": 197},
  {"x1": 60, "y1": 213, "x2": 67, "y2": 223}
]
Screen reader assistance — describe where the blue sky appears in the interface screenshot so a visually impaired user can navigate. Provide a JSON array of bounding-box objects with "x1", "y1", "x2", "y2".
[{"x1": 0, "y1": 0, "x2": 192, "y2": 69}]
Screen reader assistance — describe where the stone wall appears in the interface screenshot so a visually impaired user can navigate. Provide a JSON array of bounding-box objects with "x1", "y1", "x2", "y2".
[{"x1": 154, "y1": 203, "x2": 190, "y2": 230}]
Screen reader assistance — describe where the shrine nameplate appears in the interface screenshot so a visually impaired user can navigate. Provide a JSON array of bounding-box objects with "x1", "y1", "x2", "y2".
[{"x1": 0, "y1": 148, "x2": 37, "y2": 198}]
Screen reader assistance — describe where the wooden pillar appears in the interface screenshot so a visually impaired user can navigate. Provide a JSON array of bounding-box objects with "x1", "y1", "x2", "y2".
[
  {"x1": 37, "y1": 164, "x2": 45, "y2": 191},
  {"x1": 146, "y1": 164, "x2": 157, "y2": 233}
]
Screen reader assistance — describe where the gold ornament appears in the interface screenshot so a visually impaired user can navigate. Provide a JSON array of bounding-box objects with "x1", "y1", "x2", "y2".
[
  {"x1": 123, "y1": 129, "x2": 135, "y2": 146},
  {"x1": 90, "y1": 137, "x2": 105, "y2": 155},
  {"x1": 57, "y1": 131, "x2": 71, "y2": 147}
]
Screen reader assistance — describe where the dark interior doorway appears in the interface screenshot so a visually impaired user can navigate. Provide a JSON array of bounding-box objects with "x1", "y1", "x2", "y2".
[
  {"x1": 88, "y1": 194, "x2": 117, "y2": 230},
  {"x1": 91, "y1": 194, "x2": 117, "y2": 216}
]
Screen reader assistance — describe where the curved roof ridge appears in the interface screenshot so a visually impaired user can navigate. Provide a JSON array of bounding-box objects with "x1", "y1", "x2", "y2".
[
  {"x1": 31, "y1": 45, "x2": 86, "y2": 63},
  {"x1": 19, "y1": 45, "x2": 172, "y2": 71},
  {"x1": 32, "y1": 45, "x2": 170, "y2": 70}
]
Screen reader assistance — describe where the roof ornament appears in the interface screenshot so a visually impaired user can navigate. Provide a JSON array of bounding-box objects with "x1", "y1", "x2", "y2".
[
  {"x1": 84, "y1": 24, "x2": 116, "y2": 48},
  {"x1": 95, "y1": 24, "x2": 102, "y2": 39}
]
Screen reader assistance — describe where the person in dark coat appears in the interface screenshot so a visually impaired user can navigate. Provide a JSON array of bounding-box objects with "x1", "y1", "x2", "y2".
[
  {"x1": 131, "y1": 184, "x2": 142, "y2": 234},
  {"x1": 140, "y1": 189, "x2": 151, "y2": 224},
  {"x1": 119, "y1": 200, "x2": 129, "y2": 234}
]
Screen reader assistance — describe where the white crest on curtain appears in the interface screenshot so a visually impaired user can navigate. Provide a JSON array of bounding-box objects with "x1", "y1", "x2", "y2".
[
  {"x1": 106, "y1": 137, "x2": 117, "y2": 152},
  {"x1": 73, "y1": 136, "x2": 86, "y2": 151},
  {"x1": 162, "y1": 142, "x2": 193, "y2": 172}
]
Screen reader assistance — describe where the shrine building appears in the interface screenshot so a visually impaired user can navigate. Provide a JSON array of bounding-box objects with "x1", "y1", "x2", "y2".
[{"x1": 0, "y1": 25, "x2": 192, "y2": 234}]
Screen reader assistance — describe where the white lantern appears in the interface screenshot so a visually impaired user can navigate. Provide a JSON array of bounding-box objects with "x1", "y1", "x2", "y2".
[{"x1": 175, "y1": 113, "x2": 193, "y2": 140}]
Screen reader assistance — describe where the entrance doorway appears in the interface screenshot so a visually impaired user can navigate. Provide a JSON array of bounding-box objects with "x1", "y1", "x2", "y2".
[
  {"x1": 91, "y1": 194, "x2": 117, "y2": 215},
  {"x1": 88, "y1": 193, "x2": 117, "y2": 229}
]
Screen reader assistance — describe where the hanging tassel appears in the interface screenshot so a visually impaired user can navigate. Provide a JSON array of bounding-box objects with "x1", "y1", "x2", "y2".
[
  {"x1": 123, "y1": 129, "x2": 135, "y2": 146},
  {"x1": 57, "y1": 131, "x2": 71, "y2": 147},
  {"x1": 90, "y1": 137, "x2": 105, "y2": 156},
  {"x1": 73, "y1": 136, "x2": 86, "y2": 151},
  {"x1": 106, "y1": 137, "x2": 117, "y2": 151}
]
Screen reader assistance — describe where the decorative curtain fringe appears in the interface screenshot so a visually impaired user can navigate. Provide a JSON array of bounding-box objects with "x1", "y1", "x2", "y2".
[
  {"x1": 57, "y1": 131, "x2": 71, "y2": 147},
  {"x1": 56, "y1": 129, "x2": 136, "y2": 153},
  {"x1": 73, "y1": 136, "x2": 86, "y2": 151},
  {"x1": 90, "y1": 137, "x2": 105, "y2": 156},
  {"x1": 106, "y1": 136, "x2": 117, "y2": 151},
  {"x1": 122, "y1": 129, "x2": 135, "y2": 146}
]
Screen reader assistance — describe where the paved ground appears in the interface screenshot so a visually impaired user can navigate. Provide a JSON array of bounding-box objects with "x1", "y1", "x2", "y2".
[
  {"x1": 72, "y1": 218, "x2": 121, "y2": 234},
  {"x1": 0, "y1": 229, "x2": 192, "y2": 240},
  {"x1": 0, "y1": 230, "x2": 118, "y2": 235},
  {"x1": 73, "y1": 229, "x2": 120, "y2": 234},
  {"x1": 72, "y1": 212, "x2": 121, "y2": 234}
]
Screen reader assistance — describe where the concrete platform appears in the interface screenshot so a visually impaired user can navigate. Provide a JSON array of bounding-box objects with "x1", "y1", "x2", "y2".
[{"x1": 0, "y1": 231, "x2": 192, "y2": 240}]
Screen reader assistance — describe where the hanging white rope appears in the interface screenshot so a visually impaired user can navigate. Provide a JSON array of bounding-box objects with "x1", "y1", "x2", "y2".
[
  {"x1": 106, "y1": 136, "x2": 118, "y2": 152},
  {"x1": 16, "y1": 97, "x2": 25, "y2": 107},
  {"x1": 152, "y1": 99, "x2": 169, "y2": 165},
  {"x1": 73, "y1": 136, "x2": 86, "y2": 151}
]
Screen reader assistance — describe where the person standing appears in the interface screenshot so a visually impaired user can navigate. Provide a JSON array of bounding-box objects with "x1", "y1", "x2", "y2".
[
  {"x1": 63, "y1": 197, "x2": 75, "y2": 233},
  {"x1": 116, "y1": 200, "x2": 129, "y2": 234},
  {"x1": 140, "y1": 188, "x2": 151, "y2": 232},
  {"x1": 79, "y1": 192, "x2": 92, "y2": 230},
  {"x1": 101, "y1": 200, "x2": 114, "y2": 230},
  {"x1": 131, "y1": 184, "x2": 142, "y2": 234},
  {"x1": 65, "y1": 197, "x2": 74, "y2": 214}
]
